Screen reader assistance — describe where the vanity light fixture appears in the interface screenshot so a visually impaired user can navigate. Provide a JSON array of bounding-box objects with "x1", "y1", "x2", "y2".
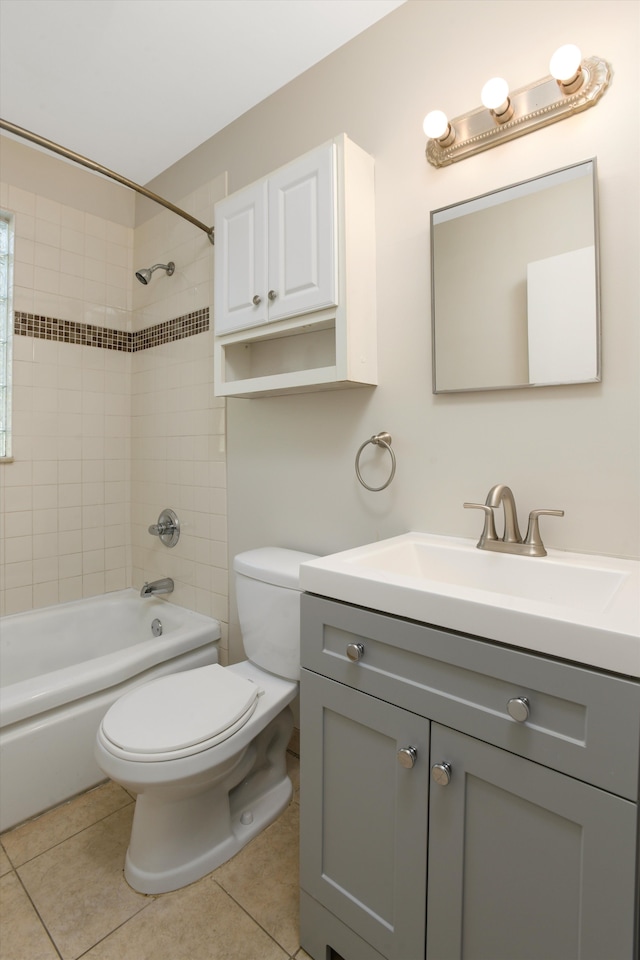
[{"x1": 424, "y1": 45, "x2": 611, "y2": 168}]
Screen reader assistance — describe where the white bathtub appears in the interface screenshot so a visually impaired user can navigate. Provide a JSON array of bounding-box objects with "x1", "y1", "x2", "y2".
[{"x1": 0, "y1": 589, "x2": 220, "y2": 831}]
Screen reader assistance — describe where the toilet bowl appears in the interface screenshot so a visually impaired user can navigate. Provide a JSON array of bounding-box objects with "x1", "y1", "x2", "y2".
[{"x1": 95, "y1": 547, "x2": 316, "y2": 894}]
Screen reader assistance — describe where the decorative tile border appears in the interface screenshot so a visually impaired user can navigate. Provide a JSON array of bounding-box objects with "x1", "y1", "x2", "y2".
[{"x1": 14, "y1": 308, "x2": 209, "y2": 352}]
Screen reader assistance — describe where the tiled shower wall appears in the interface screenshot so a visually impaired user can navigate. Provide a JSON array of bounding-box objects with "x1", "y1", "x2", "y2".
[
  {"x1": 0, "y1": 181, "x2": 133, "y2": 614},
  {"x1": 131, "y1": 174, "x2": 229, "y2": 660},
  {"x1": 0, "y1": 155, "x2": 229, "y2": 658}
]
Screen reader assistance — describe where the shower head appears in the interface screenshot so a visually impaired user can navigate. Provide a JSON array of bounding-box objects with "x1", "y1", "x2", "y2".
[{"x1": 135, "y1": 261, "x2": 175, "y2": 285}]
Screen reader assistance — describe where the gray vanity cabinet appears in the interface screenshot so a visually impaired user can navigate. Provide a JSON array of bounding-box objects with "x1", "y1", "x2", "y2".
[
  {"x1": 427, "y1": 724, "x2": 637, "y2": 960},
  {"x1": 300, "y1": 669, "x2": 430, "y2": 960},
  {"x1": 299, "y1": 593, "x2": 640, "y2": 960}
]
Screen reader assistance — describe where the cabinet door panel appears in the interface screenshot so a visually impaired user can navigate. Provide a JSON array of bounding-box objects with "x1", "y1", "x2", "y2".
[
  {"x1": 300, "y1": 669, "x2": 429, "y2": 960},
  {"x1": 268, "y1": 143, "x2": 336, "y2": 322},
  {"x1": 214, "y1": 181, "x2": 267, "y2": 335},
  {"x1": 427, "y1": 724, "x2": 637, "y2": 960}
]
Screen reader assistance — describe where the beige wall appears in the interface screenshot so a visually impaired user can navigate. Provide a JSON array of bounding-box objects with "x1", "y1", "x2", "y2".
[
  {"x1": 145, "y1": 0, "x2": 639, "y2": 662},
  {"x1": 1, "y1": 1, "x2": 638, "y2": 670}
]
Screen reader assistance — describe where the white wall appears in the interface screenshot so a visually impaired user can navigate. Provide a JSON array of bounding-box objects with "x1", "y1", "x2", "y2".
[{"x1": 145, "y1": 0, "x2": 639, "y2": 663}]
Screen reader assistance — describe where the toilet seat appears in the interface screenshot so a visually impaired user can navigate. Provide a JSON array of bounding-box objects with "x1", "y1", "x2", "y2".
[{"x1": 99, "y1": 664, "x2": 260, "y2": 762}]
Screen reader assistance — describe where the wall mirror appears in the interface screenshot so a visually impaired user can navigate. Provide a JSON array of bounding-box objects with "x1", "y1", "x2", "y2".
[{"x1": 431, "y1": 159, "x2": 600, "y2": 393}]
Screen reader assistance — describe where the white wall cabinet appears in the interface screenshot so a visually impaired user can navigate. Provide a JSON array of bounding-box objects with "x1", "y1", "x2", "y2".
[{"x1": 213, "y1": 134, "x2": 376, "y2": 397}]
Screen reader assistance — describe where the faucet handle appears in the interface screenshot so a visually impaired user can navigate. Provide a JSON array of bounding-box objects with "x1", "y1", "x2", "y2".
[
  {"x1": 464, "y1": 502, "x2": 498, "y2": 545},
  {"x1": 524, "y1": 509, "x2": 565, "y2": 553}
]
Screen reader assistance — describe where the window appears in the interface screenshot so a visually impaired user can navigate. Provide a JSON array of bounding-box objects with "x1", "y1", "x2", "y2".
[{"x1": 0, "y1": 210, "x2": 13, "y2": 460}]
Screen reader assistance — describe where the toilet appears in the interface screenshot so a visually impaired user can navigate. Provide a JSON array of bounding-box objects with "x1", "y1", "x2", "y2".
[{"x1": 95, "y1": 546, "x2": 317, "y2": 894}]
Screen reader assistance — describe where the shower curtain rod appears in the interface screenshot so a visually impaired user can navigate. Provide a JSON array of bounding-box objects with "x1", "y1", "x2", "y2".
[{"x1": 0, "y1": 118, "x2": 215, "y2": 245}]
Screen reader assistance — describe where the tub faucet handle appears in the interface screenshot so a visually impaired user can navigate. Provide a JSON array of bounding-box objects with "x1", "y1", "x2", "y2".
[{"x1": 148, "y1": 509, "x2": 180, "y2": 547}]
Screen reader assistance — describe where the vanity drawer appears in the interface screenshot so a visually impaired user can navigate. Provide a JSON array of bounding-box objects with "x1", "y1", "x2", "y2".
[{"x1": 301, "y1": 593, "x2": 640, "y2": 800}]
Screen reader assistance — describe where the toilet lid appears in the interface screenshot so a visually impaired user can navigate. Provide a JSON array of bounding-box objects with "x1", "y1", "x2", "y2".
[{"x1": 101, "y1": 664, "x2": 260, "y2": 755}]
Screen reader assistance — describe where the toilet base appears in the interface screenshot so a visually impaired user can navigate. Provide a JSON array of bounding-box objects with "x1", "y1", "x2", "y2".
[
  {"x1": 124, "y1": 775, "x2": 293, "y2": 894},
  {"x1": 122, "y1": 707, "x2": 294, "y2": 894}
]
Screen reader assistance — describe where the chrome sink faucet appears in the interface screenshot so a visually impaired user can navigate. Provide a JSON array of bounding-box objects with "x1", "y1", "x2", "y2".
[
  {"x1": 464, "y1": 485, "x2": 564, "y2": 557},
  {"x1": 140, "y1": 577, "x2": 174, "y2": 597}
]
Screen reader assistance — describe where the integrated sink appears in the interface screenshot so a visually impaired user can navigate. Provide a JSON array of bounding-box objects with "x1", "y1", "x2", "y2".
[
  {"x1": 300, "y1": 533, "x2": 640, "y2": 676},
  {"x1": 349, "y1": 535, "x2": 626, "y2": 612}
]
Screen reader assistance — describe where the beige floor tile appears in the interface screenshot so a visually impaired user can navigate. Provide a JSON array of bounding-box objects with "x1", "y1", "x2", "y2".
[
  {"x1": 215, "y1": 801, "x2": 300, "y2": 956},
  {"x1": 294, "y1": 951, "x2": 314, "y2": 960},
  {"x1": 0, "y1": 872, "x2": 60, "y2": 960},
  {"x1": 0, "y1": 844, "x2": 12, "y2": 877},
  {"x1": 17, "y1": 805, "x2": 150, "y2": 960},
  {"x1": 2, "y1": 780, "x2": 133, "y2": 867},
  {"x1": 83, "y1": 878, "x2": 288, "y2": 960}
]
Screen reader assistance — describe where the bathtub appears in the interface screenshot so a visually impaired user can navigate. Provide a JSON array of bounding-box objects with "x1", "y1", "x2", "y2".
[{"x1": 0, "y1": 589, "x2": 220, "y2": 832}]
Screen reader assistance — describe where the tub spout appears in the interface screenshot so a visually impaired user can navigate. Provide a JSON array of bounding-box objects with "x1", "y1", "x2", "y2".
[{"x1": 140, "y1": 578, "x2": 174, "y2": 598}]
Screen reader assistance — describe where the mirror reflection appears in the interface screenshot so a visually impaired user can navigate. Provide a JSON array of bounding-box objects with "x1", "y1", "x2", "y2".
[{"x1": 431, "y1": 159, "x2": 600, "y2": 393}]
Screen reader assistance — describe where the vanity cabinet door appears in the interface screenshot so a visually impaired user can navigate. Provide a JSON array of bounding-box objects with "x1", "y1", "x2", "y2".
[
  {"x1": 426, "y1": 724, "x2": 638, "y2": 960},
  {"x1": 300, "y1": 668, "x2": 430, "y2": 960}
]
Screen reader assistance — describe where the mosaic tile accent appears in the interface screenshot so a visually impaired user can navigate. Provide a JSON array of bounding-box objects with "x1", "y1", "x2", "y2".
[
  {"x1": 133, "y1": 310, "x2": 209, "y2": 351},
  {"x1": 14, "y1": 308, "x2": 209, "y2": 352}
]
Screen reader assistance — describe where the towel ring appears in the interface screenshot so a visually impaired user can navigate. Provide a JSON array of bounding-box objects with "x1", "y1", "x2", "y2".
[{"x1": 355, "y1": 432, "x2": 396, "y2": 492}]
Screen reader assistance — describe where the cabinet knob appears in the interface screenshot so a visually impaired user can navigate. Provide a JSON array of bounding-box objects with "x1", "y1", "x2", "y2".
[
  {"x1": 507, "y1": 696, "x2": 530, "y2": 722},
  {"x1": 398, "y1": 746, "x2": 418, "y2": 769},
  {"x1": 431, "y1": 762, "x2": 452, "y2": 786},
  {"x1": 268, "y1": 289, "x2": 278, "y2": 301},
  {"x1": 252, "y1": 294, "x2": 262, "y2": 306},
  {"x1": 346, "y1": 642, "x2": 365, "y2": 662}
]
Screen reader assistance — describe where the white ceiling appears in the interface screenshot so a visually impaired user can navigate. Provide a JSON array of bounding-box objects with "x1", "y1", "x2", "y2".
[{"x1": 0, "y1": 0, "x2": 405, "y2": 185}]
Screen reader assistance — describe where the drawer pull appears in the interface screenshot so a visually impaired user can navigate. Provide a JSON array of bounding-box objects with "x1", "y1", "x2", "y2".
[
  {"x1": 346, "y1": 642, "x2": 365, "y2": 662},
  {"x1": 507, "y1": 696, "x2": 530, "y2": 722},
  {"x1": 431, "y1": 762, "x2": 452, "y2": 786},
  {"x1": 398, "y1": 746, "x2": 418, "y2": 769}
]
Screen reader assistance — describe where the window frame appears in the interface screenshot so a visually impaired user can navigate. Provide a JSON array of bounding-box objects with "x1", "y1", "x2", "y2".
[{"x1": 0, "y1": 209, "x2": 14, "y2": 462}]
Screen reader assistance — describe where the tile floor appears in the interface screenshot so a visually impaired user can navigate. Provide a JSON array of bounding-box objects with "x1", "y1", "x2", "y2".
[{"x1": 0, "y1": 753, "x2": 312, "y2": 960}]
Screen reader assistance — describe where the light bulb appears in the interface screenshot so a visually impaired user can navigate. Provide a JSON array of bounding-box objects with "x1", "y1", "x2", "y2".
[
  {"x1": 423, "y1": 110, "x2": 455, "y2": 146},
  {"x1": 549, "y1": 44, "x2": 582, "y2": 82},
  {"x1": 481, "y1": 77, "x2": 510, "y2": 111},
  {"x1": 423, "y1": 110, "x2": 449, "y2": 139}
]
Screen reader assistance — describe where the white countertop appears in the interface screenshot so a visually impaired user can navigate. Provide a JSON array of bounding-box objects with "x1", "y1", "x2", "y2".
[{"x1": 300, "y1": 533, "x2": 640, "y2": 678}]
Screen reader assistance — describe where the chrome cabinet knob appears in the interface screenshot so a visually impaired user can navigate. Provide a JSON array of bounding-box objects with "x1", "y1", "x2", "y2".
[
  {"x1": 268, "y1": 289, "x2": 277, "y2": 300},
  {"x1": 346, "y1": 642, "x2": 365, "y2": 662},
  {"x1": 431, "y1": 762, "x2": 452, "y2": 786},
  {"x1": 398, "y1": 746, "x2": 418, "y2": 769},
  {"x1": 252, "y1": 294, "x2": 262, "y2": 305},
  {"x1": 507, "y1": 696, "x2": 530, "y2": 722}
]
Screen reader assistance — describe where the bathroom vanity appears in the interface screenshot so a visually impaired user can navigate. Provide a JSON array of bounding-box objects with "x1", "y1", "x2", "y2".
[{"x1": 298, "y1": 534, "x2": 640, "y2": 960}]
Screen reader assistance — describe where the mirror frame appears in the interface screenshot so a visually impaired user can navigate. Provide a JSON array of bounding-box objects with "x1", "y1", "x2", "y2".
[{"x1": 430, "y1": 158, "x2": 601, "y2": 394}]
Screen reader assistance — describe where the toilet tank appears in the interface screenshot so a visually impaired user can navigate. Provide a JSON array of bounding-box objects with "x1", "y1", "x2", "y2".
[{"x1": 234, "y1": 547, "x2": 318, "y2": 681}]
